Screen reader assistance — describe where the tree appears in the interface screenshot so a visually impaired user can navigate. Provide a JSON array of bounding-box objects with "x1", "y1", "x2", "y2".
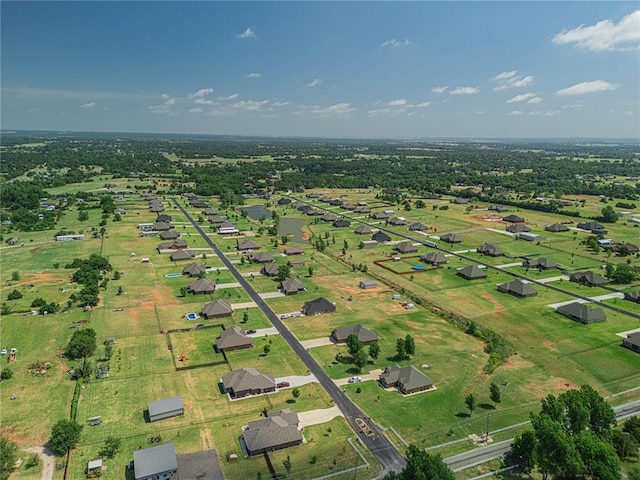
[
  {"x1": 308, "y1": 266, "x2": 315, "y2": 277},
  {"x1": 600, "y1": 206, "x2": 618, "y2": 223},
  {"x1": 0, "y1": 436, "x2": 18, "y2": 480},
  {"x1": 609, "y1": 263, "x2": 638, "y2": 284},
  {"x1": 48, "y1": 419, "x2": 82, "y2": 456},
  {"x1": 180, "y1": 286, "x2": 188, "y2": 297},
  {"x1": 490, "y1": 382, "x2": 501, "y2": 406},
  {"x1": 382, "y1": 444, "x2": 454, "y2": 480},
  {"x1": 0, "y1": 367, "x2": 13, "y2": 381},
  {"x1": 66, "y1": 328, "x2": 97, "y2": 360},
  {"x1": 346, "y1": 333, "x2": 363, "y2": 356},
  {"x1": 7, "y1": 289, "x2": 23, "y2": 300},
  {"x1": 395, "y1": 338, "x2": 406, "y2": 360},
  {"x1": 353, "y1": 348, "x2": 368, "y2": 371},
  {"x1": 368, "y1": 342, "x2": 380, "y2": 361},
  {"x1": 243, "y1": 310, "x2": 249, "y2": 323},
  {"x1": 283, "y1": 455, "x2": 292, "y2": 476},
  {"x1": 511, "y1": 429, "x2": 537, "y2": 473},
  {"x1": 404, "y1": 335, "x2": 415, "y2": 357},
  {"x1": 10, "y1": 271, "x2": 20, "y2": 282},
  {"x1": 465, "y1": 393, "x2": 476, "y2": 415},
  {"x1": 99, "y1": 436, "x2": 122, "y2": 459},
  {"x1": 276, "y1": 265, "x2": 291, "y2": 282},
  {"x1": 263, "y1": 344, "x2": 271, "y2": 355},
  {"x1": 117, "y1": 285, "x2": 124, "y2": 296},
  {"x1": 291, "y1": 388, "x2": 300, "y2": 402},
  {"x1": 78, "y1": 210, "x2": 89, "y2": 222}
]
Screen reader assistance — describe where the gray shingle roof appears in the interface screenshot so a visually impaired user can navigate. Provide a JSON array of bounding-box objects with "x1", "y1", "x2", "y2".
[
  {"x1": 395, "y1": 241, "x2": 418, "y2": 254},
  {"x1": 457, "y1": 265, "x2": 487, "y2": 280},
  {"x1": 280, "y1": 278, "x2": 306, "y2": 295},
  {"x1": 497, "y1": 280, "x2": 538, "y2": 297},
  {"x1": 379, "y1": 365, "x2": 433, "y2": 393},
  {"x1": 302, "y1": 297, "x2": 335, "y2": 315},
  {"x1": 216, "y1": 325, "x2": 252, "y2": 350},
  {"x1": 188, "y1": 278, "x2": 217, "y2": 294},
  {"x1": 332, "y1": 325, "x2": 378, "y2": 344},
  {"x1": 201, "y1": 299, "x2": 233, "y2": 318},
  {"x1": 237, "y1": 239, "x2": 260, "y2": 251},
  {"x1": 182, "y1": 263, "x2": 206, "y2": 277},
  {"x1": 557, "y1": 302, "x2": 607, "y2": 323},
  {"x1": 134, "y1": 443, "x2": 177, "y2": 480},
  {"x1": 243, "y1": 410, "x2": 302, "y2": 455},
  {"x1": 221, "y1": 368, "x2": 275, "y2": 395},
  {"x1": 420, "y1": 252, "x2": 447, "y2": 265}
]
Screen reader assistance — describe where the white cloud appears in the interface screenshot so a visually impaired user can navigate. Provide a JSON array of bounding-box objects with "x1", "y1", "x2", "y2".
[
  {"x1": 149, "y1": 96, "x2": 176, "y2": 114},
  {"x1": 529, "y1": 110, "x2": 560, "y2": 116},
  {"x1": 450, "y1": 86, "x2": 479, "y2": 95},
  {"x1": 506, "y1": 92, "x2": 536, "y2": 103},
  {"x1": 367, "y1": 107, "x2": 406, "y2": 117},
  {"x1": 306, "y1": 79, "x2": 323, "y2": 88},
  {"x1": 556, "y1": 80, "x2": 619, "y2": 96},
  {"x1": 388, "y1": 99, "x2": 407, "y2": 106},
  {"x1": 246, "y1": 73, "x2": 261, "y2": 78},
  {"x1": 219, "y1": 94, "x2": 239, "y2": 101},
  {"x1": 297, "y1": 102, "x2": 355, "y2": 117},
  {"x1": 194, "y1": 98, "x2": 215, "y2": 105},
  {"x1": 188, "y1": 88, "x2": 214, "y2": 99},
  {"x1": 431, "y1": 86, "x2": 448, "y2": 94},
  {"x1": 237, "y1": 27, "x2": 257, "y2": 39},
  {"x1": 415, "y1": 102, "x2": 431, "y2": 108},
  {"x1": 381, "y1": 38, "x2": 411, "y2": 47},
  {"x1": 80, "y1": 102, "x2": 96, "y2": 109},
  {"x1": 189, "y1": 107, "x2": 203, "y2": 113},
  {"x1": 270, "y1": 101, "x2": 290, "y2": 108},
  {"x1": 475, "y1": 111, "x2": 485, "y2": 115},
  {"x1": 508, "y1": 110, "x2": 524, "y2": 116},
  {"x1": 527, "y1": 97, "x2": 542, "y2": 104},
  {"x1": 492, "y1": 71, "x2": 535, "y2": 90},
  {"x1": 231, "y1": 99, "x2": 270, "y2": 111},
  {"x1": 553, "y1": 10, "x2": 640, "y2": 52}
]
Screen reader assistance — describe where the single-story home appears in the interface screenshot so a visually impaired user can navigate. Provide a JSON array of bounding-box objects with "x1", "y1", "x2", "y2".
[
  {"x1": 497, "y1": 280, "x2": 538, "y2": 298},
  {"x1": 331, "y1": 325, "x2": 378, "y2": 344},
  {"x1": 622, "y1": 332, "x2": 640, "y2": 354},
  {"x1": 159, "y1": 231, "x2": 180, "y2": 240},
  {"x1": 154, "y1": 221, "x2": 174, "y2": 231},
  {"x1": 208, "y1": 216, "x2": 227, "y2": 224},
  {"x1": 277, "y1": 198, "x2": 291, "y2": 205},
  {"x1": 321, "y1": 213, "x2": 338, "y2": 222},
  {"x1": 358, "y1": 280, "x2": 377, "y2": 289},
  {"x1": 503, "y1": 214, "x2": 525, "y2": 223},
  {"x1": 330, "y1": 199, "x2": 344, "y2": 206},
  {"x1": 201, "y1": 299, "x2": 233, "y2": 319},
  {"x1": 147, "y1": 396, "x2": 184, "y2": 422},
  {"x1": 477, "y1": 243, "x2": 504, "y2": 257},
  {"x1": 378, "y1": 365, "x2": 434, "y2": 395},
  {"x1": 569, "y1": 271, "x2": 608, "y2": 287},
  {"x1": 221, "y1": 367, "x2": 276, "y2": 398},
  {"x1": 387, "y1": 217, "x2": 408, "y2": 226},
  {"x1": 354, "y1": 206, "x2": 371, "y2": 214},
  {"x1": 237, "y1": 240, "x2": 260, "y2": 251},
  {"x1": 188, "y1": 278, "x2": 217, "y2": 295},
  {"x1": 182, "y1": 263, "x2": 206, "y2": 277},
  {"x1": 202, "y1": 208, "x2": 219, "y2": 215},
  {"x1": 261, "y1": 264, "x2": 280, "y2": 277},
  {"x1": 242, "y1": 410, "x2": 303, "y2": 456},
  {"x1": 409, "y1": 222, "x2": 428, "y2": 231},
  {"x1": 280, "y1": 278, "x2": 306, "y2": 295},
  {"x1": 301, "y1": 297, "x2": 335, "y2": 315},
  {"x1": 333, "y1": 219, "x2": 351, "y2": 228},
  {"x1": 556, "y1": 302, "x2": 606, "y2": 324},
  {"x1": 341, "y1": 203, "x2": 357, "y2": 210},
  {"x1": 523, "y1": 258, "x2": 558, "y2": 270},
  {"x1": 545, "y1": 223, "x2": 569, "y2": 233},
  {"x1": 371, "y1": 232, "x2": 391, "y2": 243},
  {"x1": 457, "y1": 265, "x2": 487, "y2": 280},
  {"x1": 440, "y1": 233, "x2": 462, "y2": 244},
  {"x1": 156, "y1": 214, "x2": 172, "y2": 223},
  {"x1": 451, "y1": 197, "x2": 469, "y2": 204},
  {"x1": 158, "y1": 239, "x2": 188, "y2": 251},
  {"x1": 133, "y1": 443, "x2": 177, "y2": 480},
  {"x1": 624, "y1": 291, "x2": 640, "y2": 304},
  {"x1": 420, "y1": 252, "x2": 447, "y2": 266},
  {"x1": 170, "y1": 250, "x2": 196, "y2": 261},
  {"x1": 287, "y1": 259, "x2": 306, "y2": 268},
  {"x1": 284, "y1": 247, "x2": 304, "y2": 256},
  {"x1": 354, "y1": 225, "x2": 374, "y2": 235},
  {"x1": 577, "y1": 221, "x2": 607, "y2": 234},
  {"x1": 249, "y1": 252, "x2": 274, "y2": 263},
  {"x1": 506, "y1": 224, "x2": 531, "y2": 233},
  {"x1": 394, "y1": 241, "x2": 418, "y2": 254},
  {"x1": 369, "y1": 212, "x2": 389, "y2": 220},
  {"x1": 215, "y1": 326, "x2": 252, "y2": 351}
]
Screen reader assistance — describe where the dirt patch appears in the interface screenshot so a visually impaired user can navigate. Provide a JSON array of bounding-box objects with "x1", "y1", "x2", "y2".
[
  {"x1": 480, "y1": 292, "x2": 506, "y2": 313},
  {"x1": 542, "y1": 340, "x2": 557, "y2": 352},
  {"x1": 14, "y1": 273, "x2": 62, "y2": 286},
  {"x1": 59, "y1": 362, "x2": 69, "y2": 373},
  {"x1": 300, "y1": 226, "x2": 311, "y2": 241},
  {"x1": 0, "y1": 426, "x2": 34, "y2": 446},
  {"x1": 185, "y1": 400, "x2": 194, "y2": 409},
  {"x1": 555, "y1": 380, "x2": 579, "y2": 391},
  {"x1": 471, "y1": 214, "x2": 504, "y2": 222}
]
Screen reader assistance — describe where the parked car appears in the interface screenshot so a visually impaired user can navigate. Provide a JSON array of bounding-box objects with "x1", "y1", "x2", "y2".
[
  {"x1": 0, "y1": 348, "x2": 7, "y2": 355},
  {"x1": 348, "y1": 376, "x2": 362, "y2": 383},
  {"x1": 277, "y1": 381, "x2": 290, "y2": 388},
  {"x1": 280, "y1": 314, "x2": 291, "y2": 320},
  {"x1": 246, "y1": 329, "x2": 257, "y2": 334}
]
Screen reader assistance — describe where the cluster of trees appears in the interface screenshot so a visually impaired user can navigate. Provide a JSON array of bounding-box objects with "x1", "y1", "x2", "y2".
[
  {"x1": 511, "y1": 385, "x2": 622, "y2": 479},
  {"x1": 605, "y1": 263, "x2": 639, "y2": 284},
  {"x1": 66, "y1": 328, "x2": 98, "y2": 361},
  {"x1": 382, "y1": 444, "x2": 454, "y2": 480},
  {"x1": 345, "y1": 334, "x2": 376, "y2": 371},
  {"x1": 66, "y1": 254, "x2": 112, "y2": 307},
  {"x1": 395, "y1": 335, "x2": 415, "y2": 360}
]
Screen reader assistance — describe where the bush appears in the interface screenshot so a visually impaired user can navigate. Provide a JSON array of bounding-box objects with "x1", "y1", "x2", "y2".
[{"x1": 7, "y1": 289, "x2": 23, "y2": 300}]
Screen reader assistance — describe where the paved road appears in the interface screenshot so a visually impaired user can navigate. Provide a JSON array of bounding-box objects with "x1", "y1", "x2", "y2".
[
  {"x1": 173, "y1": 199, "x2": 406, "y2": 475},
  {"x1": 443, "y1": 399, "x2": 640, "y2": 472}
]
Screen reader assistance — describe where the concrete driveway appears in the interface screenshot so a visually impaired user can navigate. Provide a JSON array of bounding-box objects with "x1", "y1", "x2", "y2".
[
  {"x1": 247, "y1": 327, "x2": 280, "y2": 338},
  {"x1": 334, "y1": 369, "x2": 383, "y2": 386},
  {"x1": 217, "y1": 282, "x2": 242, "y2": 289},
  {"x1": 274, "y1": 373, "x2": 318, "y2": 388},
  {"x1": 300, "y1": 337, "x2": 334, "y2": 349},
  {"x1": 259, "y1": 291, "x2": 285, "y2": 299},
  {"x1": 231, "y1": 301, "x2": 257, "y2": 309},
  {"x1": 298, "y1": 405, "x2": 344, "y2": 428}
]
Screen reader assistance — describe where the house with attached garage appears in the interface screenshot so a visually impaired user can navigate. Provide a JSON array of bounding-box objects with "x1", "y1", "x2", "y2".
[
  {"x1": 477, "y1": 243, "x2": 504, "y2": 257},
  {"x1": 569, "y1": 271, "x2": 608, "y2": 287},
  {"x1": 622, "y1": 332, "x2": 640, "y2": 354},
  {"x1": 331, "y1": 325, "x2": 378, "y2": 344},
  {"x1": 279, "y1": 278, "x2": 306, "y2": 295},
  {"x1": 497, "y1": 280, "x2": 538, "y2": 298},
  {"x1": 201, "y1": 299, "x2": 233, "y2": 319},
  {"x1": 301, "y1": 297, "x2": 335, "y2": 315},
  {"x1": 242, "y1": 410, "x2": 303, "y2": 456},
  {"x1": 378, "y1": 365, "x2": 434, "y2": 395},
  {"x1": 457, "y1": 265, "x2": 487, "y2": 280},
  {"x1": 221, "y1": 368, "x2": 276, "y2": 398},
  {"x1": 215, "y1": 326, "x2": 252, "y2": 352},
  {"x1": 556, "y1": 302, "x2": 606, "y2": 324}
]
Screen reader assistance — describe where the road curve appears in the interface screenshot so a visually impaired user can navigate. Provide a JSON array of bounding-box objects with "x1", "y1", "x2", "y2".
[{"x1": 173, "y1": 198, "x2": 406, "y2": 476}]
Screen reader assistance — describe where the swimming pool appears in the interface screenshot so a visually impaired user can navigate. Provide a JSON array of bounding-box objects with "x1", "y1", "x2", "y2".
[
  {"x1": 411, "y1": 265, "x2": 426, "y2": 271},
  {"x1": 165, "y1": 273, "x2": 183, "y2": 278},
  {"x1": 186, "y1": 313, "x2": 198, "y2": 321}
]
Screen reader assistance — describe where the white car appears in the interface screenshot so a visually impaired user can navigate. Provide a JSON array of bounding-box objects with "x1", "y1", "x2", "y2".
[
  {"x1": 348, "y1": 376, "x2": 362, "y2": 383},
  {"x1": 0, "y1": 348, "x2": 7, "y2": 355},
  {"x1": 280, "y1": 314, "x2": 291, "y2": 320}
]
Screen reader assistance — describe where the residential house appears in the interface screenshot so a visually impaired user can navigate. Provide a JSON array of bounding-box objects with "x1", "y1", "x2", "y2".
[
  {"x1": 503, "y1": 214, "x2": 525, "y2": 223},
  {"x1": 147, "y1": 397, "x2": 184, "y2": 422},
  {"x1": 301, "y1": 297, "x2": 335, "y2": 315},
  {"x1": 249, "y1": 252, "x2": 275, "y2": 263},
  {"x1": 170, "y1": 250, "x2": 195, "y2": 261},
  {"x1": 188, "y1": 278, "x2": 216, "y2": 295},
  {"x1": 545, "y1": 223, "x2": 570, "y2": 233},
  {"x1": 369, "y1": 212, "x2": 389, "y2": 220},
  {"x1": 321, "y1": 213, "x2": 338, "y2": 222},
  {"x1": 215, "y1": 326, "x2": 252, "y2": 351},
  {"x1": 208, "y1": 216, "x2": 227, "y2": 224},
  {"x1": 611, "y1": 243, "x2": 640, "y2": 256},
  {"x1": 202, "y1": 208, "x2": 219, "y2": 216},
  {"x1": 284, "y1": 247, "x2": 304, "y2": 256},
  {"x1": 277, "y1": 198, "x2": 291, "y2": 205},
  {"x1": 287, "y1": 259, "x2": 306, "y2": 268},
  {"x1": 242, "y1": 410, "x2": 303, "y2": 456},
  {"x1": 556, "y1": 302, "x2": 606, "y2": 324},
  {"x1": 570, "y1": 271, "x2": 609, "y2": 287},
  {"x1": 497, "y1": 280, "x2": 538, "y2": 298},
  {"x1": 440, "y1": 233, "x2": 462, "y2": 244},
  {"x1": 261, "y1": 264, "x2": 280, "y2": 277},
  {"x1": 329, "y1": 199, "x2": 344, "y2": 206},
  {"x1": 409, "y1": 223, "x2": 428, "y2": 231},
  {"x1": 154, "y1": 221, "x2": 174, "y2": 231},
  {"x1": 477, "y1": 243, "x2": 504, "y2": 256},
  {"x1": 331, "y1": 325, "x2": 378, "y2": 344},
  {"x1": 622, "y1": 332, "x2": 640, "y2": 354},
  {"x1": 201, "y1": 299, "x2": 233, "y2": 319},
  {"x1": 506, "y1": 224, "x2": 531, "y2": 233},
  {"x1": 420, "y1": 252, "x2": 447, "y2": 266},
  {"x1": 182, "y1": 263, "x2": 206, "y2": 277},
  {"x1": 221, "y1": 368, "x2": 276, "y2": 398},
  {"x1": 371, "y1": 232, "x2": 391, "y2": 243},
  {"x1": 522, "y1": 258, "x2": 559, "y2": 270},
  {"x1": 379, "y1": 365, "x2": 434, "y2": 395},
  {"x1": 395, "y1": 241, "x2": 418, "y2": 254},
  {"x1": 387, "y1": 217, "x2": 408, "y2": 226},
  {"x1": 158, "y1": 239, "x2": 188, "y2": 251},
  {"x1": 457, "y1": 265, "x2": 487, "y2": 280},
  {"x1": 156, "y1": 214, "x2": 172, "y2": 223},
  {"x1": 341, "y1": 203, "x2": 357, "y2": 210},
  {"x1": 354, "y1": 206, "x2": 371, "y2": 214},
  {"x1": 624, "y1": 291, "x2": 640, "y2": 304},
  {"x1": 577, "y1": 221, "x2": 607, "y2": 234},
  {"x1": 332, "y1": 219, "x2": 351, "y2": 228},
  {"x1": 237, "y1": 239, "x2": 260, "y2": 251},
  {"x1": 159, "y1": 231, "x2": 180, "y2": 240},
  {"x1": 489, "y1": 205, "x2": 508, "y2": 212},
  {"x1": 279, "y1": 278, "x2": 306, "y2": 295},
  {"x1": 354, "y1": 225, "x2": 374, "y2": 235},
  {"x1": 451, "y1": 197, "x2": 469, "y2": 204},
  {"x1": 358, "y1": 280, "x2": 377, "y2": 289},
  {"x1": 133, "y1": 443, "x2": 178, "y2": 480}
]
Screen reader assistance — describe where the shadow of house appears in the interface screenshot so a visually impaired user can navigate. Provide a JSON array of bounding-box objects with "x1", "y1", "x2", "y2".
[{"x1": 556, "y1": 302, "x2": 606, "y2": 324}]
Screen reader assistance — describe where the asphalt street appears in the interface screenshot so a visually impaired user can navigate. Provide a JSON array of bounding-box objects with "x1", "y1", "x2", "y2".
[{"x1": 173, "y1": 198, "x2": 407, "y2": 476}]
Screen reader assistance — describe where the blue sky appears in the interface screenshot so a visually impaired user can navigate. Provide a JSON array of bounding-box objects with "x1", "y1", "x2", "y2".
[{"x1": 2, "y1": 2, "x2": 638, "y2": 138}]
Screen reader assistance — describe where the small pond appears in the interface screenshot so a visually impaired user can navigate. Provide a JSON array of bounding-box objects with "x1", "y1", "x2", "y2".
[
  {"x1": 278, "y1": 218, "x2": 308, "y2": 244},
  {"x1": 241, "y1": 205, "x2": 273, "y2": 221}
]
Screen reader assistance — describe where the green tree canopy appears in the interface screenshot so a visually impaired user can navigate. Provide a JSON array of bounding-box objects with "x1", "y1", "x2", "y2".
[{"x1": 48, "y1": 419, "x2": 82, "y2": 456}]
